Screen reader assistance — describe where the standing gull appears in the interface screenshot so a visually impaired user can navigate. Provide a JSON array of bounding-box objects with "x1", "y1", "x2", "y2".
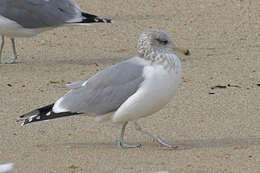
[
  {"x1": 19, "y1": 30, "x2": 190, "y2": 148},
  {"x1": 0, "y1": 0, "x2": 112, "y2": 64}
]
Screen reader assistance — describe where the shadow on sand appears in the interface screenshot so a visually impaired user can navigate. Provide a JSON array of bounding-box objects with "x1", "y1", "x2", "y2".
[{"x1": 53, "y1": 136, "x2": 260, "y2": 150}]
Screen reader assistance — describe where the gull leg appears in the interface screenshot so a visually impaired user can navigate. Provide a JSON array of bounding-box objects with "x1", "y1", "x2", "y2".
[
  {"x1": 5, "y1": 38, "x2": 17, "y2": 64},
  {"x1": 0, "y1": 37, "x2": 18, "y2": 64},
  {"x1": 119, "y1": 122, "x2": 141, "y2": 148},
  {"x1": 0, "y1": 36, "x2": 5, "y2": 64},
  {"x1": 134, "y1": 121, "x2": 177, "y2": 149},
  {"x1": 11, "y1": 38, "x2": 18, "y2": 62}
]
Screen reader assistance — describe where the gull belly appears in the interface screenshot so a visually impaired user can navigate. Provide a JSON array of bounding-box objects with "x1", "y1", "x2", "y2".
[{"x1": 112, "y1": 63, "x2": 181, "y2": 123}]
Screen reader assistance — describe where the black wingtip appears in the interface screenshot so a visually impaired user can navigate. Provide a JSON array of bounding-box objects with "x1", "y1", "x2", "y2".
[
  {"x1": 19, "y1": 104, "x2": 81, "y2": 126},
  {"x1": 19, "y1": 104, "x2": 54, "y2": 126},
  {"x1": 81, "y1": 12, "x2": 113, "y2": 24},
  {"x1": 21, "y1": 117, "x2": 35, "y2": 126}
]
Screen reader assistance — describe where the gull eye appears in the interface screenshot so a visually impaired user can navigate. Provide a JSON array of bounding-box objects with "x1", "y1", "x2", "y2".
[
  {"x1": 157, "y1": 39, "x2": 168, "y2": 45},
  {"x1": 161, "y1": 40, "x2": 168, "y2": 45}
]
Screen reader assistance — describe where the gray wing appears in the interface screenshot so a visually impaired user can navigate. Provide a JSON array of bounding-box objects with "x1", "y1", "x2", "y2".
[
  {"x1": 57, "y1": 57, "x2": 145, "y2": 115},
  {"x1": 0, "y1": 0, "x2": 81, "y2": 28}
]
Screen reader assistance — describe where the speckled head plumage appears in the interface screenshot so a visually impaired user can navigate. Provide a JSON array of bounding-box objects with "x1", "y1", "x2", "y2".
[
  {"x1": 137, "y1": 30, "x2": 190, "y2": 59},
  {"x1": 137, "y1": 30, "x2": 175, "y2": 58}
]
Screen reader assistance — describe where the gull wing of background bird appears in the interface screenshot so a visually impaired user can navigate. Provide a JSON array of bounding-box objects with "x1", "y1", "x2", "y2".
[
  {"x1": 0, "y1": 163, "x2": 14, "y2": 173},
  {"x1": 0, "y1": 0, "x2": 99, "y2": 28},
  {"x1": 20, "y1": 57, "x2": 145, "y2": 125},
  {"x1": 0, "y1": 0, "x2": 112, "y2": 64}
]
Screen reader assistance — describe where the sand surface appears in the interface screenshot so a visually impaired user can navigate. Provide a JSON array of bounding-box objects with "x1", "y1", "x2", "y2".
[{"x1": 0, "y1": 0, "x2": 260, "y2": 172}]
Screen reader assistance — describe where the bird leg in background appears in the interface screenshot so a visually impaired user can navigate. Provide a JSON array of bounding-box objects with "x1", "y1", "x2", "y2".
[
  {"x1": 0, "y1": 36, "x2": 18, "y2": 64},
  {"x1": 134, "y1": 121, "x2": 177, "y2": 149},
  {"x1": 0, "y1": 36, "x2": 5, "y2": 63},
  {"x1": 119, "y1": 122, "x2": 141, "y2": 148},
  {"x1": 9, "y1": 38, "x2": 18, "y2": 64}
]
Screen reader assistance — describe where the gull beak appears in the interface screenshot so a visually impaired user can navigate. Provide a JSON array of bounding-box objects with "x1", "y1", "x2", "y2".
[{"x1": 173, "y1": 47, "x2": 190, "y2": 56}]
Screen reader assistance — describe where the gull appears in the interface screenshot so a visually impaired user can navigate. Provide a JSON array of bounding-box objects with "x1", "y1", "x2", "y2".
[
  {"x1": 19, "y1": 30, "x2": 190, "y2": 148},
  {"x1": 0, "y1": 163, "x2": 14, "y2": 173},
  {"x1": 0, "y1": 0, "x2": 112, "y2": 64}
]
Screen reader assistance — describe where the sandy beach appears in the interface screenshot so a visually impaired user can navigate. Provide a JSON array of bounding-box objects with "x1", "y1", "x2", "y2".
[{"x1": 0, "y1": 0, "x2": 260, "y2": 172}]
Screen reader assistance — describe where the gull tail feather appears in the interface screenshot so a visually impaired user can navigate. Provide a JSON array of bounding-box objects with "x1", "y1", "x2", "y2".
[{"x1": 19, "y1": 104, "x2": 80, "y2": 126}]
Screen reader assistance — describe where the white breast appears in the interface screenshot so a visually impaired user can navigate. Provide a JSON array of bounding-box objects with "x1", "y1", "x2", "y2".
[{"x1": 112, "y1": 56, "x2": 182, "y2": 123}]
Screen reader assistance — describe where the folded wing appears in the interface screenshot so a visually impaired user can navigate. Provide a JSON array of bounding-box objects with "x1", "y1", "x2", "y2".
[
  {"x1": 53, "y1": 57, "x2": 145, "y2": 115},
  {"x1": 0, "y1": 0, "x2": 82, "y2": 28}
]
